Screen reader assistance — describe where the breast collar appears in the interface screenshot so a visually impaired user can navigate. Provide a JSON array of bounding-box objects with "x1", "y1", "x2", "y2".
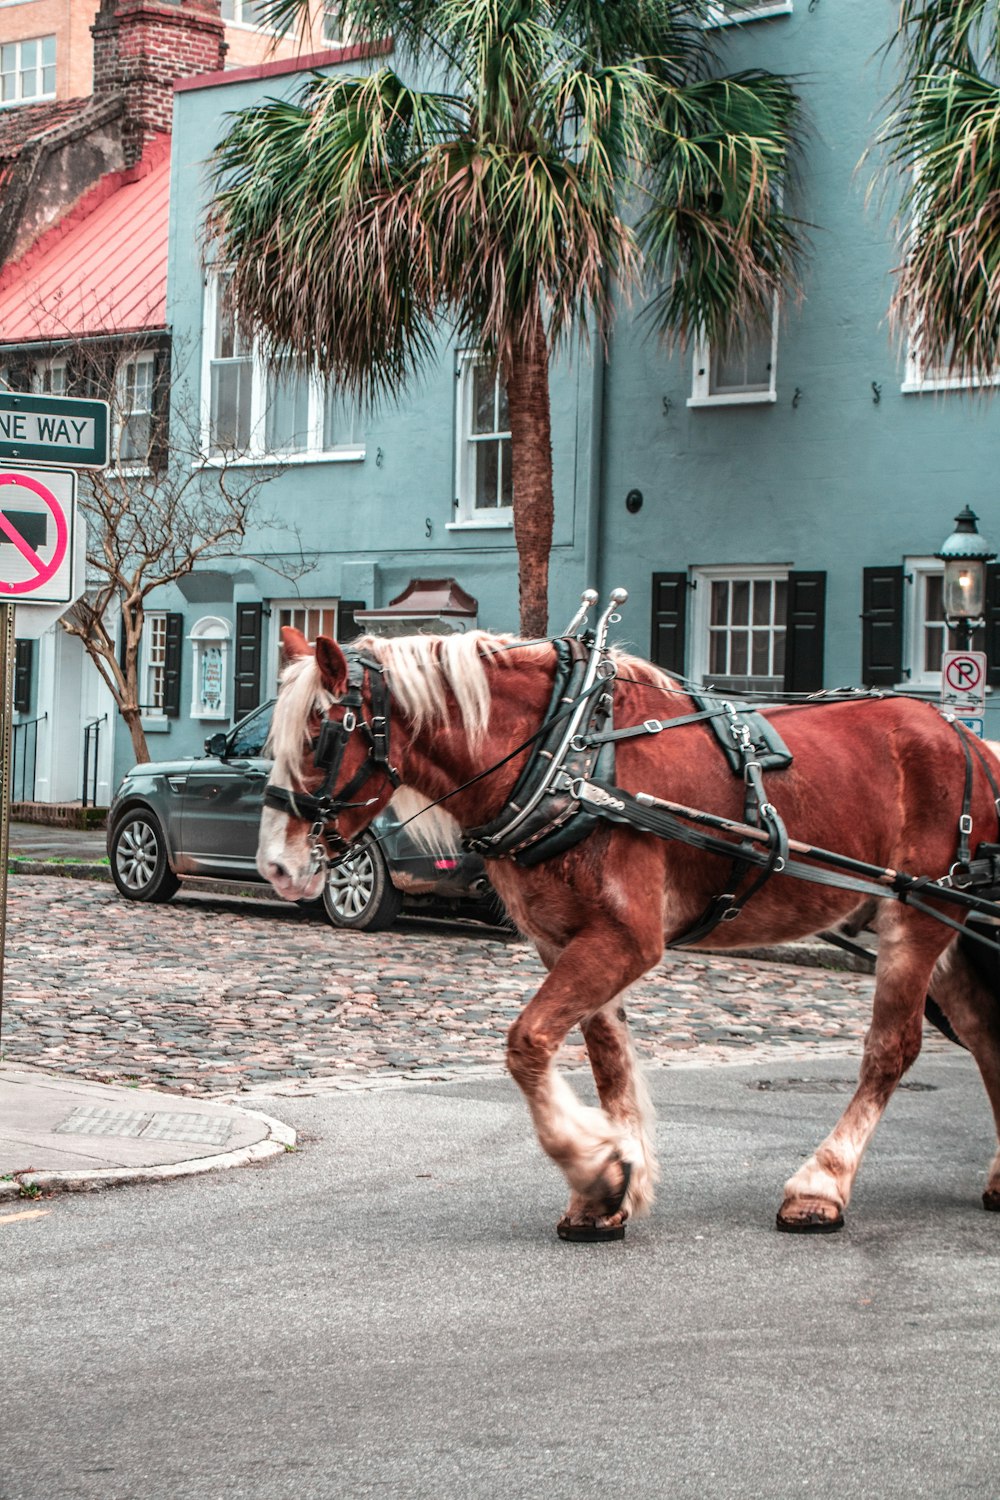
[{"x1": 263, "y1": 651, "x2": 400, "y2": 859}]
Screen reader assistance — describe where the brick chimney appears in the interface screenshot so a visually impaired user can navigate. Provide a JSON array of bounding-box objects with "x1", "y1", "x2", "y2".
[{"x1": 92, "y1": 1, "x2": 227, "y2": 167}]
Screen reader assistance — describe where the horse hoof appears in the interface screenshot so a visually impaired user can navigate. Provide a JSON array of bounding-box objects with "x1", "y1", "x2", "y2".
[
  {"x1": 775, "y1": 1202, "x2": 845, "y2": 1234},
  {"x1": 557, "y1": 1219, "x2": 626, "y2": 1243},
  {"x1": 983, "y1": 1188, "x2": 1000, "y2": 1213}
]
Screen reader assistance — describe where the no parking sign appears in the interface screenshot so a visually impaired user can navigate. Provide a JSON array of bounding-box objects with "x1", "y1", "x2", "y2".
[{"x1": 0, "y1": 466, "x2": 77, "y2": 605}]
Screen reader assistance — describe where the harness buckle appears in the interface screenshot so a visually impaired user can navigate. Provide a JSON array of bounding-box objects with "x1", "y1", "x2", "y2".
[
  {"x1": 959, "y1": 814, "x2": 973, "y2": 836},
  {"x1": 643, "y1": 719, "x2": 663, "y2": 735}
]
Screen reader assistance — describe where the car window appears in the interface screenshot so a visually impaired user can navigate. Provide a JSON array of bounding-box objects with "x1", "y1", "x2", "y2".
[{"x1": 229, "y1": 702, "x2": 273, "y2": 759}]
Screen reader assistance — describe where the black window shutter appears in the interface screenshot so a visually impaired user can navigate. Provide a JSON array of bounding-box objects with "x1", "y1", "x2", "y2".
[
  {"x1": 985, "y1": 564, "x2": 1000, "y2": 687},
  {"x1": 861, "y1": 566, "x2": 904, "y2": 686},
  {"x1": 233, "y1": 602, "x2": 263, "y2": 718},
  {"x1": 650, "y1": 572, "x2": 688, "y2": 674},
  {"x1": 163, "y1": 612, "x2": 183, "y2": 718},
  {"x1": 336, "y1": 600, "x2": 366, "y2": 644},
  {"x1": 13, "y1": 639, "x2": 33, "y2": 715},
  {"x1": 783, "y1": 571, "x2": 826, "y2": 692}
]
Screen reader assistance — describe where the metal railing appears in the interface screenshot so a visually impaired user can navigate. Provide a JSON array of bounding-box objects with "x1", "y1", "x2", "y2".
[
  {"x1": 11, "y1": 714, "x2": 46, "y2": 803},
  {"x1": 82, "y1": 715, "x2": 107, "y2": 808}
]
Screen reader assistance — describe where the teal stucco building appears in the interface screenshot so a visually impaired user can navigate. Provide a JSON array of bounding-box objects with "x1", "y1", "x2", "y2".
[{"x1": 138, "y1": 0, "x2": 1000, "y2": 784}]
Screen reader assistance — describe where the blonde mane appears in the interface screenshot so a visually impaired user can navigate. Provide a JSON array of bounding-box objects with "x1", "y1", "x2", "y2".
[
  {"x1": 269, "y1": 630, "x2": 538, "y2": 852},
  {"x1": 268, "y1": 631, "x2": 678, "y2": 851}
]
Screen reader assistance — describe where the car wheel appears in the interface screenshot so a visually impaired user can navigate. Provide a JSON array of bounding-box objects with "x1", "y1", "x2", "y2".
[
  {"x1": 110, "y1": 811, "x2": 180, "y2": 903},
  {"x1": 322, "y1": 832, "x2": 403, "y2": 931}
]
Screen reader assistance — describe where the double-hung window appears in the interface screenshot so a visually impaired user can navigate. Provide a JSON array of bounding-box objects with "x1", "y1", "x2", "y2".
[
  {"x1": 31, "y1": 358, "x2": 67, "y2": 396},
  {"x1": 270, "y1": 599, "x2": 341, "y2": 686},
  {"x1": 706, "y1": 1, "x2": 793, "y2": 25},
  {"x1": 689, "y1": 298, "x2": 779, "y2": 407},
  {"x1": 220, "y1": 1, "x2": 277, "y2": 29},
  {"x1": 452, "y1": 351, "x2": 513, "y2": 526},
  {"x1": 322, "y1": 3, "x2": 344, "y2": 43},
  {"x1": 142, "y1": 613, "x2": 169, "y2": 717},
  {"x1": 203, "y1": 274, "x2": 363, "y2": 462},
  {"x1": 115, "y1": 353, "x2": 156, "y2": 467},
  {"x1": 904, "y1": 559, "x2": 985, "y2": 688},
  {"x1": 1, "y1": 36, "x2": 56, "y2": 107},
  {"x1": 902, "y1": 334, "x2": 1000, "y2": 394},
  {"x1": 692, "y1": 567, "x2": 789, "y2": 694}
]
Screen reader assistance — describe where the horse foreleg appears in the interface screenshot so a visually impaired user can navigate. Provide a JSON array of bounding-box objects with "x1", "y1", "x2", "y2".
[
  {"x1": 927, "y1": 936, "x2": 1000, "y2": 1211},
  {"x1": 579, "y1": 1002, "x2": 660, "y2": 1220},
  {"x1": 507, "y1": 923, "x2": 662, "y2": 1241},
  {"x1": 778, "y1": 914, "x2": 950, "y2": 1233}
]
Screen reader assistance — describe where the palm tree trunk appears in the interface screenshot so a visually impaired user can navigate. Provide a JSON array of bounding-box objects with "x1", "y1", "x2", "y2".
[{"x1": 504, "y1": 310, "x2": 554, "y2": 638}]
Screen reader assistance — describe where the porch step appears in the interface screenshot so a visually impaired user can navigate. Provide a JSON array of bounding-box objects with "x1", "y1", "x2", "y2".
[{"x1": 11, "y1": 802, "x2": 108, "y2": 831}]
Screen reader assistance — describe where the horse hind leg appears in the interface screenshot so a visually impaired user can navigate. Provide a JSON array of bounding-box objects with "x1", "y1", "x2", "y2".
[
  {"x1": 927, "y1": 928, "x2": 1000, "y2": 1211},
  {"x1": 507, "y1": 919, "x2": 663, "y2": 1242},
  {"x1": 778, "y1": 908, "x2": 952, "y2": 1233}
]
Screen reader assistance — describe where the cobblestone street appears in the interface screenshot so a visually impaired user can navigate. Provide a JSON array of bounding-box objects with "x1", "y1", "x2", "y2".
[{"x1": 0, "y1": 875, "x2": 933, "y2": 1098}]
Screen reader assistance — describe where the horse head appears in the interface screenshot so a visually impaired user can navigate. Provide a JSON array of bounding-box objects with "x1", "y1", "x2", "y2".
[{"x1": 256, "y1": 626, "x2": 401, "y2": 901}]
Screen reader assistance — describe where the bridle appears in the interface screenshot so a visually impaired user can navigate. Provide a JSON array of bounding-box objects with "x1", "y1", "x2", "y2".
[{"x1": 263, "y1": 651, "x2": 400, "y2": 864}]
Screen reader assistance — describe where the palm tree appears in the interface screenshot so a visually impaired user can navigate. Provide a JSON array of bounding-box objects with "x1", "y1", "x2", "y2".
[
  {"x1": 208, "y1": 0, "x2": 804, "y2": 635},
  {"x1": 878, "y1": 0, "x2": 1000, "y2": 381}
]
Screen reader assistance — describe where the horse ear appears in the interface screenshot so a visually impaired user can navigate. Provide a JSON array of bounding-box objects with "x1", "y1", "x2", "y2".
[
  {"x1": 315, "y1": 635, "x2": 349, "y2": 694},
  {"x1": 280, "y1": 627, "x2": 312, "y2": 660}
]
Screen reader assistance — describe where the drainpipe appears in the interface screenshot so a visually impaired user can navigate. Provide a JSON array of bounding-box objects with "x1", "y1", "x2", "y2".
[{"x1": 582, "y1": 321, "x2": 607, "y2": 600}]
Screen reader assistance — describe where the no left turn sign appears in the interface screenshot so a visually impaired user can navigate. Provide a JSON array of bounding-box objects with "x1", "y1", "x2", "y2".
[{"x1": 0, "y1": 466, "x2": 76, "y2": 605}]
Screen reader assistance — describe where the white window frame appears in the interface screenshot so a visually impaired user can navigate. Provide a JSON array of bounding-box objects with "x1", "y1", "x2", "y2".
[
  {"x1": 690, "y1": 564, "x2": 791, "y2": 692},
  {"x1": 268, "y1": 598, "x2": 342, "y2": 689},
  {"x1": 113, "y1": 351, "x2": 156, "y2": 472},
  {"x1": 901, "y1": 335, "x2": 1000, "y2": 394},
  {"x1": 31, "y1": 357, "x2": 67, "y2": 396},
  {"x1": 188, "y1": 616, "x2": 231, "y2": 720},
  {"x1": 322, "y1": 3, "x2": 345, "y2": 44},
  {"x1": 219, "y1": 0, "x2": 279, "y2": 32},
  {"x1": 688, "y1": 296, "x2": 780, "y2": 407},
  {"x1": 706, "y1": 0, "x2": 793, "y2": 25},
  {"x1": 449, "y1": 349, "x2": 514, "y2": 530},
  {"x1": 0, "y1": 34, "x2": 56, "y2": 108},
  {"x1": 200, "y1": 273, "x2": 365, "y2": 466},
  {"x1": 901, "y1": 557, "x2": 986, "y2": 691},
  {"x1": 141, "y1": 612, "x2": 169, "y2": 720}
]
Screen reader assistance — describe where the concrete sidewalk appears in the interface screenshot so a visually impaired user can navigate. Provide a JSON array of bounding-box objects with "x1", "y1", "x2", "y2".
[{"x1": 0, "y1": 1064, "x2": 295, "y2": 1197}]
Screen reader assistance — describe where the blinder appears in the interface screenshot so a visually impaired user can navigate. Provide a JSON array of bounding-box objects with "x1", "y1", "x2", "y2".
[{"x1": 263, "y1": 651, "x2": 400, "y2": 864}]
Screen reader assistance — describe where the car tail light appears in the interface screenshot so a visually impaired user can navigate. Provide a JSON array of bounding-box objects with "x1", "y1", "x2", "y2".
[{"x1": 433, "y1": 858, "x2": 459, "y2": 870}]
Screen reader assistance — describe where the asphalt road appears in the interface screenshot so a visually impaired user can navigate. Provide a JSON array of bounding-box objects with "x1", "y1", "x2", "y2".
[{"x1": 3, "y1": 1052, "x2": 999, "y2": 1500}]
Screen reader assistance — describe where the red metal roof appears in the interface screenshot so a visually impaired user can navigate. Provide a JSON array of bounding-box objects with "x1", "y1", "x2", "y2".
[{"x1": 0, "y1": 134, "x2": 170, "y2": 343}]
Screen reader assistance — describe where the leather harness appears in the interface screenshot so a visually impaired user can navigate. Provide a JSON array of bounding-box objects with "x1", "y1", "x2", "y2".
[{"x1": 263, "y1": 636, "x2": 1000, "y2": 958}]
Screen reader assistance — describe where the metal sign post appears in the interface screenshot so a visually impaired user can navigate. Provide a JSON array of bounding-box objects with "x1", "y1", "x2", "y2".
[
  {"x1": 0, "y1": 601, "x2": 14, "y2": 1035},
  {"x1": 0, "y1": 444, "x2": 83, "y2": 1046}
]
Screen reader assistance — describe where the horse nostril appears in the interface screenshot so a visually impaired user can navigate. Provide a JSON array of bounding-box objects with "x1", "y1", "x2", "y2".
[{"x1": 269, "y1": 861, "x2": 289, "y2": 882}]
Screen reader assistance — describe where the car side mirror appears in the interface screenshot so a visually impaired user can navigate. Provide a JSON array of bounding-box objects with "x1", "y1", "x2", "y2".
[{"x1": 205, "y1": 732, "x2": 230, "y2": 758}]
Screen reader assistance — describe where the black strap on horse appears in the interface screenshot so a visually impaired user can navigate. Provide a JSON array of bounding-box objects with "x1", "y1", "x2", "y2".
[{"x1": 263, "y1": 652, "x2": 400, "y2": 857}]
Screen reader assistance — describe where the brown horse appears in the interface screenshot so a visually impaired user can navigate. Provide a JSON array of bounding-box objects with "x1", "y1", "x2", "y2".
[{"x1": 257, "y1": 624, "x2": 1000, "y2": 1240}]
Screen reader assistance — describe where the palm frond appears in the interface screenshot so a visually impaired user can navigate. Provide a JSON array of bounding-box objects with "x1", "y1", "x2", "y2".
[
  {"x1": 207, "y1": 70, "x2": 460, "y2": 406},
  {"x1": 889, "y1": 0, "x2": 1000, "y2": 79},
  {"x1": 880, "y1": 64, "x2": 1000, "y2": 378},
  {"x1": 638, "y1": 70, "x2": 805, "y2": 348}
]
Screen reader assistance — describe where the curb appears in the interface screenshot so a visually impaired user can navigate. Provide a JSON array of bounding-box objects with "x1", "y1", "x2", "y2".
[
  {"x1": 8, "y1": 859, "x2": 111, "y2": 882},
  {"x1": 0, "y1": 1108, "x2": 297, "y2": 1199}
]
